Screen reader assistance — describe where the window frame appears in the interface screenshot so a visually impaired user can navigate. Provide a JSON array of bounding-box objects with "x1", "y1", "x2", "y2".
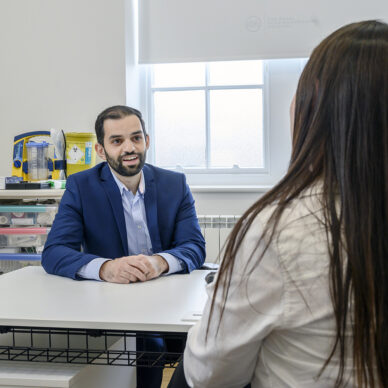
[
  {"x1": 142, "y1": 59, "x2": 305, "y2": 187},
  {"x1": 147, "y1": 61, "x2": 268, "y2": 172}
]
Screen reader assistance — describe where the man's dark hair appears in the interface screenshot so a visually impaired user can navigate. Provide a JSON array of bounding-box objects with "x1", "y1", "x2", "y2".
[{"x1": 95, "y1": 105, "x2": 146, "y2": 145}]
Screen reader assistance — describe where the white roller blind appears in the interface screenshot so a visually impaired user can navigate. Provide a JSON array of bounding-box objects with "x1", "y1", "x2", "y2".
[{"x1": 139, "y1": 0, "x2": 388, "y2": 63}]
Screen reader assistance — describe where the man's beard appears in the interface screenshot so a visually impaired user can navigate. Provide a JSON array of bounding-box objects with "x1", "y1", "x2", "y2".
[{"x1": 104, "y1": 149, "x2": 147, "y2": 177}]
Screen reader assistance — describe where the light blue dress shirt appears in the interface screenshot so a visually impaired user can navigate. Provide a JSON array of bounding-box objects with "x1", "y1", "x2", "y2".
[{"x1": 77, "y1": 169, "x2": 182, "y2": 280}]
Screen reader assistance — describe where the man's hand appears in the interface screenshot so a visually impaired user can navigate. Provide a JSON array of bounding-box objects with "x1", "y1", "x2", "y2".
[
  {"x1": 99, "y1": 255, "x2": 169, "y2": 284},
  {"x1": 145, "y1": 255, "x2": 169, "y2": 280}
]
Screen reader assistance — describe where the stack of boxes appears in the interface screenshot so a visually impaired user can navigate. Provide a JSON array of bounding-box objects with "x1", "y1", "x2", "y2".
[{"x1": 0, "y1": 204, "x2": 57, "y2": 274}]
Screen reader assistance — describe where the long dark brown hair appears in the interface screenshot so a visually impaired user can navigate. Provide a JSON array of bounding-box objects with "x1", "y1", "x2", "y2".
[{"x1": 208, "y1": 20, "x2": 388, "y2": 387}]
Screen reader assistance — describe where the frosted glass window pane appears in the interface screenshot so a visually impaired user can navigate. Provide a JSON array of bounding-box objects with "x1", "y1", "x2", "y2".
[
  {"x1": 153, "y1": 63, "x2": 206, "y2": 87},
  {"x1": 154, "y1": 91, "x2": 206, "y2": 167},
  {"x1": 209, "y1": 60, "x2": 263, "y2": 86},
  {"x1": 210, "y1": 89, "x2": 263, "y2": 168}
]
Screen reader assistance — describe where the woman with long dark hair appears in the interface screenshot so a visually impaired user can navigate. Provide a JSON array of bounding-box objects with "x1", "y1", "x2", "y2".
[{"x1": 180, "y1": 20, "x2": 388, "y2": 387}]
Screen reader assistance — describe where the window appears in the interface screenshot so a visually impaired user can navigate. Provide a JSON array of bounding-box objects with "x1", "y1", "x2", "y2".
[
  {"x1": 149, "y1": 60, "x2": 264, "y2": 170},
  {"x1": 144, "y1": 59, "x2": 306, "y2": 187}
]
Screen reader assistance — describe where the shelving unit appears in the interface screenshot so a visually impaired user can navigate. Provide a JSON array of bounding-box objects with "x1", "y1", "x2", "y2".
[
  {"x1": 0, "y1": 189, "x2": 64, "y2": 274},
  {"x1": 0, "y1": 189, "x2": 64, "y2": 201}
]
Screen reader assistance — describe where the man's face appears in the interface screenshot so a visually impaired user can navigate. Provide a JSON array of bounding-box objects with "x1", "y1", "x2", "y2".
[{"x1": 95, "y1": 115, "x2": 149, "y2": 177}]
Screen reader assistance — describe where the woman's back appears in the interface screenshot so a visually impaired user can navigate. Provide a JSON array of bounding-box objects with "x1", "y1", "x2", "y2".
[
  {"x1": 253, "y1": 187, "x2": 354, "y2": 387},
  {"x1": 185, "y1": 186, "x2": 355, "y2": 387}
]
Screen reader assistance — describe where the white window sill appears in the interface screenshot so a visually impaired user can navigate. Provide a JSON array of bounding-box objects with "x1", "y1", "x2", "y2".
[{"x1": 189, "y1": 185, "x2": 272, "y2": 193}]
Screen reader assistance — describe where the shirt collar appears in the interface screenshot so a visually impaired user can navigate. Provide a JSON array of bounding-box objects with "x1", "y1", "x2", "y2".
[{"x1": 109, "y1": 168, "x2": 145, "y2": 197}]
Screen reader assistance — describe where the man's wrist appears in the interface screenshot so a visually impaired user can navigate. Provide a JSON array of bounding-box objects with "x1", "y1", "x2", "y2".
[
  {"x1": 155, "y1": 253, "x2": 182, "y2": 275},
  {"x1": 77, "y1": 257, "x2": 111, "y2": 281},
  {"x1": 99, "y1": 259, "x2": 112, "y2": 281},
  {"x1": 152, "y1": 255, "x2": 169, "y2": 274}
]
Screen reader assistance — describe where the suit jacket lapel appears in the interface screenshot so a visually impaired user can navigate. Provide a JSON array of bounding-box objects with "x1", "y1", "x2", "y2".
[
  {"x1": 143, "y1": 165, "x2": 162, "y2": 253},
  {"x1": 99, "y1": 163, "x2": 128, "y2": 255}
]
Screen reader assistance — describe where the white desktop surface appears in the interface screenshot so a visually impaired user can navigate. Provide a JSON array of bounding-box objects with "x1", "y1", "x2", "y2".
[{"x1": 0, "y1": 267, "x2": 211, "y2": 332}]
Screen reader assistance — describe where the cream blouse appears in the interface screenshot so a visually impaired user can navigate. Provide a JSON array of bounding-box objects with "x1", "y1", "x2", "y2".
[{"x1": 184, "y1": 188, "x2": 355, "y2": 387}]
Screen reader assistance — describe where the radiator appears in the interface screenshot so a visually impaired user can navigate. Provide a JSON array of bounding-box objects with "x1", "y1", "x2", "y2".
[{"x1": 197, "y1": 215, "x2": 240, "y2": 263}]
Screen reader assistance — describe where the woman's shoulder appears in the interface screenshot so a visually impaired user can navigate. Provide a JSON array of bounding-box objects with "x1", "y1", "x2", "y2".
[
  {"x1": 254, "y1": 184, "x2": 325, "y2": 230},
  {"x1": 251, "y1": 185, "x2": 328, "y2": 269}
]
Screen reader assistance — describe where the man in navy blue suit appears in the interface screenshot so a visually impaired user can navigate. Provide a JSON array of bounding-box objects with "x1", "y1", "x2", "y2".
[{"x1": 42, "y1": 105, "x2": 206, "y2": 388}]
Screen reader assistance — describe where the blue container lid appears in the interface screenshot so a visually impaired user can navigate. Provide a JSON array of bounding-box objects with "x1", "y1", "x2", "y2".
[{"x1": 26, "y1": 141, "x2": 49, "y2": 148}]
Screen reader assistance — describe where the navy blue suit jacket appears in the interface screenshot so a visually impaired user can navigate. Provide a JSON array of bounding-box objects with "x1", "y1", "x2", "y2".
[{"x1": 42, "y1": 163, "x2": 206, "y2": 279}]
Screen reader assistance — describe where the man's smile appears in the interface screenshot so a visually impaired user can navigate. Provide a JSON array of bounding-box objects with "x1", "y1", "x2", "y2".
[{"x1": 121, "y1": 154, "x2": 139, "y2": 166}]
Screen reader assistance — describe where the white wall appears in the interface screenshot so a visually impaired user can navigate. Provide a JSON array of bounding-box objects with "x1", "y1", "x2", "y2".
[
  {"x1": 192, "y1": 190, "x2": 265, "y2": 216},
  {"x1": 0, "y1": 0, "x2": 127, "y2": 176}
]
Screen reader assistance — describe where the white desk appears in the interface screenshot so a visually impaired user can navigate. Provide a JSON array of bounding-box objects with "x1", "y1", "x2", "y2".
[
  {"x1": 0, "y1": 267, "x2": 211, "y2": 387},
  {"x1": 0, "y1": 266, "x2": 209, "y2": 332}
]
